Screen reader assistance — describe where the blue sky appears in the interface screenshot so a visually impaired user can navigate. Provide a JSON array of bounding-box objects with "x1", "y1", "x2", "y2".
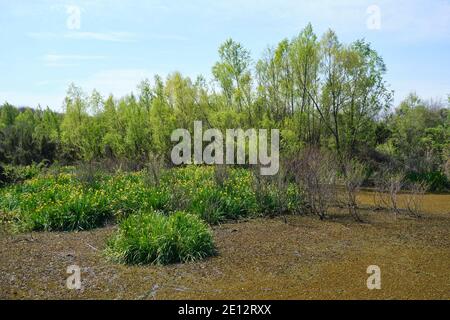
[{"x1": 0, "y1": 0, "x2": 449, "y2": 111}]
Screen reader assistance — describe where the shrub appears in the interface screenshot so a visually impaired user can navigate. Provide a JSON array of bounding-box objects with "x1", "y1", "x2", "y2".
[
  {"x1": 406, "y1": 171, "x2": 450, "y2": 193},
  {"x1": 0, "y1": 174, "x2": 113, "y2": 231},
  {"x1": 290, "y1": 148, "x2": 338, "y2": 220},
  {"x1": 339, "y1": 160, "x2": 367, "y2": 222},
  {"x1": 1, "y1": 163, "x2": 44, "y2": 185},
  {"x1": 74, "y1": 162, "x2": 104, "y2": 188},
  {"x1": 404, "y1": 181, "x2": 428, "y2": 217},
  {"x1": 143, "y1": 153, "x2": 165, "y2": 187},
  {"x1": 253, "y1": 165, "x2": 303, "y2": 216},
  {"x1": 101, "y1": 172, "x2": 170, "y2": 218},
  {"x1": 0, "y1": 165, "x2": 302, "y2": 232},
  {"x1": 0, "y1": 171, "x2": 170, "y2": 232},
  {"x1": 163, "y1": 166, "x2": 259, "y2": 224},
  {"x1": 106, "y1": 211, "x2": 216, "y2": 265},
  {"x1": 374, "y1": 171, "x2": 404, "y2": 216},
  {"x1": 0, "y1": 164, "x2": 6, "y2": 187}
]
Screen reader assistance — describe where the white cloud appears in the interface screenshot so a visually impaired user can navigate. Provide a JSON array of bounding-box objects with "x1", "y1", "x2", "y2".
[
  {"x1": 29, "y1": 31, "x2": 187, "y2": 42},
  {"x1": 27, "y1": 32, "x2": 58, "y2": 40},
  {"x1": 63, "y1": 31, "x2": 137, "y2": 42},
  {"x1": 377, "y1": 0, "x2": 450, "y2": 42},
  {"x1": 81, "y1": 69, "x2": 152, "y2": 97},
  {"x1": 43, "y1": 54, "x2": 106, "y2": 62},
  {"x1": 28, "y1": 31, "x2": 137, "y2": 42},
  {"x1": 42, "y1": 54, "x2": 107, "y2": 68}
]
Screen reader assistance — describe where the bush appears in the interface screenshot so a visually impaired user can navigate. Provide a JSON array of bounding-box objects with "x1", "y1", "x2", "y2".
[
  {"x1": 0, "y1": 164, "x2": 7, "y2": 187},
  {"x1": 0, "y1": 165, "x2": 303, "y2": 232},
  {"x1": 406, "y1": 171, "x2": 450, "y2": 193},
  {"x1": 164, "y1": 166, "x2": 259, "y2": 224},
  {"x1": 0, "y1": 174, "x2": 112, "y2": 231},
  {"x1": 374, "y1": 171, "x2": 404, "y2": 216},
  {"x1": 0, "y1": 171, "x2": 170, "y2": 232},
  {"x1": 339, "y1": 160, "x2": 367, "y2": 222},
  {"x1": 1, "y1": 163, "x2": 44, "y2": 185},
  {"x1": 106, "y1": 211, "x2": 216, "y2": 265},
  {"x1": 101, "y1": 172, "x2": 170, "y2": 218},
  {"x1": 290, "y1": 148, "x2": 338, "y2": 220},
  {"x1": 253, "y1": 165, "x2": 303, "y2": 216},
  {"x1": 404, "y1": 181, "x2": 428, "y2": 217}
]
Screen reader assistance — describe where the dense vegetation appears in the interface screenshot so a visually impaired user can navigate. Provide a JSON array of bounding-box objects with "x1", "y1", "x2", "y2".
[
  {"x1": 0, "y1": 166, "x2": 302, "y2": 231},
  {"x1": 0, "y1": 165, "x2": 301, "y2": 264},
  {"x1": 1, "y1": 25, "x2": 448, "y2": 186},
  {"x1": 0, "y1": 25, "x2": 449, "y2": 264},
  {"x1": 106, "y1": 211, "x2": 216, "y2": 265}
]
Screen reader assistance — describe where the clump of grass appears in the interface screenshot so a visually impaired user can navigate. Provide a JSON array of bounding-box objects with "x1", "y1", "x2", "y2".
[
  {"x1": 0, "y1": 171, "x2": 170, "y2": 232},
  {"x1": 164, "y1": 166, "x2": 260, "y2": 224},
  {"x1": 106, "y1": 211, "x2": 216, "y2": 265},
  {"x1": 253, "y1": 165, "x2": 303, "y2": 217},
  {"x1": 0, "y1": 173, "x2": 112, "y2": 232}
]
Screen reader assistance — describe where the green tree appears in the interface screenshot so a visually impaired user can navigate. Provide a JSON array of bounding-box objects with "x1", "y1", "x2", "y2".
[{"x1": 213, "y1": 39, "x2": 252, "y2": 113}]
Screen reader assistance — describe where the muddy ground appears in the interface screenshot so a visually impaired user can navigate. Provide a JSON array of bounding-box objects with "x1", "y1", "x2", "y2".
[{"x1": 1, "y1": 192, "x2": 449, "y2": 300}]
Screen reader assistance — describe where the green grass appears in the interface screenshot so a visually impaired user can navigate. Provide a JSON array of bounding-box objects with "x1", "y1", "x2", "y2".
[
  {"x1": 0, "y1": 172, "x2": 169, "y2": 232},
  {"x1": 0, "y1": 165, "x2": 302, "y2": 232},
  {"x1": 0, "y1": 165, "x2": 303, "y2": 265},
  {"x1": 105, "y1": 211, "x2": 216, "y2": 265},
  {"x1": 165, "y1": 166, "x2": 260, "y2": 223}
]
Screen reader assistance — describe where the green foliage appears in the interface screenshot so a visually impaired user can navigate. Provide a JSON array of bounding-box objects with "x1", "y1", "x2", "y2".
[
  {"x1": 0, "y1": 163, "x2": 43, "y2": 186},
  {"x1": 163, "y1": 166, "x2": 302, "y2": 223},
  {"x1": 0, "y1": 166, "x2": 304, "y2": 231},
  {"x1": 0, "y1": 25, "x2": 447, "y2": 195},
  {"x1": 257, "y1": 181, "x2": 303, "y2": 216},
  {"x1": 0, "y1": 171, "x2": 168, "y2": 232},
  {"x1": 0, "y1": 173, "x2": 111, "y2": 231},
  {"x1": 383, "y1": 94, "x2": 449, "y2": 179},
  {"x1": 0, "y1": 104, "x2": 59, "y2": 165},
  {"x1": 106, "y1": 211, "x2": 216, "y2": 265},
  {"x1": 213, "y1": 38, "x2": 252, "y2": 110},
  {"x1": 406, "y1": 171, "x2": 450, "y2": 193},
  {"x1": 0, "y1": 164, "x2": 7, "y2": 187},
  {"x1": 163, "y1": 166, "x2": 255, "y2": 223}
]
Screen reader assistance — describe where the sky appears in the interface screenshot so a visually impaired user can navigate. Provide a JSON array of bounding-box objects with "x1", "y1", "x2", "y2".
[{"x1": 0, "y1": 0, "x2": 449, "y2": 111}]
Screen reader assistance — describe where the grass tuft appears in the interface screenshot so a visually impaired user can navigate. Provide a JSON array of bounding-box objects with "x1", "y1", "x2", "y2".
[{"x1": 105, "y1": 211, "x2": 216, "y2": 265}]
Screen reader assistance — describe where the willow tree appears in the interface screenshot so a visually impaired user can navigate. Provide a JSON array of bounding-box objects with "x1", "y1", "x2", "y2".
[
  {"x1": 289, "y1": 23, "x2": 321, "y2": 144},
  {"x1": 256, "y1": 39, "x2": 294, "y2": 122},
  {"x1": 60, "y1": 84, "x2": 90, "y2": 160},
  {"x1": 310, "y1": 30, "x2": 392, "y2": 158},
  {"x1": 212, "y1": 38, "x2": 252, "y2": 114}
]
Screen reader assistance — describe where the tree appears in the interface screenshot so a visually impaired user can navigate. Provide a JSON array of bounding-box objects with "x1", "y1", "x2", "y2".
[
  {"x1": 0, "y1": 103, "x2": 19, "y2": 130},
  {"x1": 213, "y1": 39, "x2": 252, "y2": 113},
  {"x1": 387, "y1": 94, "x2": 448, "y2": 174},
  {"x1": 340, "y1": 40, "x2": 392, "y2": 157},
  {"x1": 0, "y1": 25, "x2": 446, "y2": 194},
  {"x1": 33, "y1": 107, "x2": 60, "y2": 163},
  {"x1": 60, "y1": 83, "x2": 90, "y2": 160},
  {"x1": 290, "y1": 23, "x2": 321, "y2": 144}
]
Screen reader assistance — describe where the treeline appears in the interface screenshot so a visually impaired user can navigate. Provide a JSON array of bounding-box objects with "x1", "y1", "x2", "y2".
[{"x1": 0, "y1": 24, "x2": 449, "y2": 189}]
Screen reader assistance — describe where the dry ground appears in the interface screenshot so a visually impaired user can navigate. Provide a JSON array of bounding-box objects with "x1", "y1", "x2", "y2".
[{"x1": 1, "y1": 192, "x2": 449, "y2": 300}]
